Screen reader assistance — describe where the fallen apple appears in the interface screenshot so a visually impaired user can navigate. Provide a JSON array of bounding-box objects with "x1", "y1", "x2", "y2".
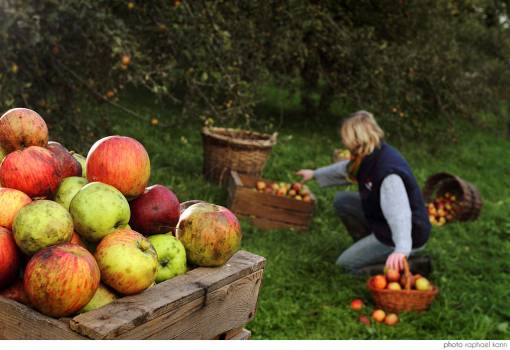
[
  {"x1": 70, "y1": 182, "x2": 130, "y2": 242},
  {"x1": 86, "y1": 136, "x2": 151, "y2": 198},
  {"x1": 0, "y1": 227, "x2": 21, "y2": 289},
  {"x1": 148, "y1": 234, "x2": 187, "y2": 283},
  {"x1": 0, "y1": 187, "x2": 32, "y2": 229},
  {"x1": 24, "y1": 243, "x2": 100, "y2": 317},
  {"x1": 359, "y1": 315, "x2": 370, "y2": 326},
  {"x1": 79, "y1": 283, "x2": 117, "y2": 313},
  {"x1": 13, "y1": 200, "x2": 73, "y2": 256},
  {"x1": 350, "y1": 298, "x2": 364, "y2": 311},
  {"x1": 176, "y1": 203, "x2": 242, "y2": 267},
  {"x1": 95, "y1": 229, "x2": 157, "y2": 295},
  {"x1": 54, "y1": 176, "x2": 88, "y2": 211},
  {"x1": 129, "y1": 185, "x2": 180, "y2": 235},
  {"x1": 384, "y1": 313, "x2": 399, "y2": 326},
  {"x1": 372, "y1": 309, "x2": 386, "y2": 323},
  {"x1": 0, "y1": 146, "x2": 62, "y2": 198},
  {"x1": 0, "y1": 108, "x2": 48, "y2": 153}
]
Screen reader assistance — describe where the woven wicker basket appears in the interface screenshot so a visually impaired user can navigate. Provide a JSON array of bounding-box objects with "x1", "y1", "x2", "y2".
[
  {"x1": 368, "y1": 258, "x2": 438, "y2": 313},
  {"x1": 201, "y1": 127, "x2": 277, "y2": 185},
  {"x1": 422, "y1": 172, "x2": 482, "y2": 221}
]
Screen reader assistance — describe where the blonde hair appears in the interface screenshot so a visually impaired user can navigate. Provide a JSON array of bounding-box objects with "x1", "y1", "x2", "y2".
[{"x1": 340, "y1": 111, "x2": 384, "y2": 157}]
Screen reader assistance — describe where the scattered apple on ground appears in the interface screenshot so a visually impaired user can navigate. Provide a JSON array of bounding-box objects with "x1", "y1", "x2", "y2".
[
  {"x1": 70, "y1": 182, "x2": 130, "y2": 242},
  {"x1": 24, "y1": 243, "x2": 100, "y2": 317},
  {"x1": 13, "y1": 200, "x2": 73, "y2": 256},
  {"x1": 372, "y1": 309, "x2": 386, "y2": 323},
  {"x1": 177, "y1": 203, "x2": 242, "y2": 267},
  {"x1": 95, "y1": 229, "x2": 157, "y2": 295},
  {"x1": 0, "y1": 227, "x2": 21, "y2": 289},
  {"x1": 148, "y1": 234, "x2": 187, "y2": 283},
  {"x1": 350, "y1": 298, "x2": 364, "y2": 311},
  {"x1": 384, "y1": 313, "x2": 399, "y2": 326}
]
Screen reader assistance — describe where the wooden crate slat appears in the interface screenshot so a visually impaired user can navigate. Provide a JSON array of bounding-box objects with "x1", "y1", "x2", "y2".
[
  {"x1": 228, "y1": 328, "x2": 251, "y2": 340},
  {"x1": 118, "y1": 269, "x2": 263, "y2": 339},
  {"x1": 69, "y1": 250, "x2": 265, "y2": 339},
  {"x1": 248, "y1": 216, "x2": 308, "y2": 231},
  {"x1": 0, "y1": 297, "x2": 85, "y2": 340},
  {"x1": 234, "y1": 187, "x2": 314, "y2": 213}
]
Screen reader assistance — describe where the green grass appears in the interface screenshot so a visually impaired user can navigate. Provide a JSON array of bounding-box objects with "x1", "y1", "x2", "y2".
[{"x1": 74, "y1": 94, "x2": 510, "y2": 340}]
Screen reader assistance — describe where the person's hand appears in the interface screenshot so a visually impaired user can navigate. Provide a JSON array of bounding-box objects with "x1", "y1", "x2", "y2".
[
  {"x1": 296, "y1": 169, "x2": 314, "y2": 182},
  {"x1": 385, "y1": 252, "x2": 406, "y2": 271}
]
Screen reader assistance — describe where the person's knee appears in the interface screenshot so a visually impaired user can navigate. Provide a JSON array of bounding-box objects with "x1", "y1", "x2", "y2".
[
  {"x1": 336, "y1": 251, "x2": 360, "y2": 272},
  {"x1": 333, "y1": 192, "x2": 357, "y2": 216}
]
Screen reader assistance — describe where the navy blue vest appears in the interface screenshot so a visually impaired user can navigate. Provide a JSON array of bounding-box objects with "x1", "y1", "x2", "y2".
[{"x1": 356, "y1": 143, "x2": 430, "y2": 248}]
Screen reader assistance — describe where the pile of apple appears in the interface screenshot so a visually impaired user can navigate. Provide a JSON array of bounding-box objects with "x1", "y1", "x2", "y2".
[
  {"x1": 255, "y1": 181, "x2": 313, "y2": 203},
  {"x1": 427, "y1": 192, "x2": 458, "y2": 226},
  {"x1": 0, "y1": 108, "x2": 242, "y2": 318},
  {"x1": 350, "y1": 299, "x2": 399, "y2": 327}
]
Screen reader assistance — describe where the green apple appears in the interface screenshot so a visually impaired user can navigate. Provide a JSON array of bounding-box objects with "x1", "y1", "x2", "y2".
[
  {"x1": 69, "y1": 182, "x2": 130, "y2": 242},
  {"x1": 54, "y1": 176, "x2": 88, "y2": 211},
  {"x1": 148, "y1": 234, "x2": 187, "y2": 283},
  {"x1": 0, "y1": 146, "x2": 6, "y2": 163},
  {"x1": 13, "y1": 200, "x2": 73, "y2": 255},
  {"x1": 71, "y1": 152, "x2": 87, "y2": 177},
  {"x1": 415, "y1": 277, "x2": 432, "y2": 291},
  {"x1": 79, "y1": 283, "x2": 117, "y2": 313}
]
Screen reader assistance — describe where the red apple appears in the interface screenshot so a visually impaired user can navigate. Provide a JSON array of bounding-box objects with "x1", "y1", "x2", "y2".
[
  {"x1": 47, "y1": 141, "x2": 82, "y2": 178},
  {"x1": 129, "y1": 185, "x2": 180, "y2": 235},
  {"x1": 384, "y1": 313, "x2": 399, "y2": 326},
  {"x1": 0, "y1": 188, "x2": 32, "y2": 229},
  {"x1": 291, "y1": 182, "x2": 303, "y2": 193},
  {"x1": 0, "y1": 108, "x2": 48, "y2": 153},
  {"x1": 350, "y1": 298, "x2": 364, "y2": 311},
  {"x1": 0, "y1": 146, "x2": 62, "y2": 198},
  {"x1": 372, "y1": 309, "x2": 386, "y2": 323},
  {"x1": 0, "y1": 228, "x2": 20, "y2": 289},
  {"x1": 359, "y1": 315, "x2": 371, "y2": 326},
  {"x1": 0, "y1": 279, "x2": 30, "y2": 305},
  {"x1": 385, "y1": 268, "x2": 400, "y2": 283},
  {"x1": 371, "y1": 274, "x2": 387, "y2": 290},
  {"x1": 86, "y1": 136, "x2": 150, "y2": 198},
  {"x1": 24, "y1": 243, "x2": 100, "y2": 317},
  {"x1": 176, "y1": 203, "x2": 242, "y2": 267}
]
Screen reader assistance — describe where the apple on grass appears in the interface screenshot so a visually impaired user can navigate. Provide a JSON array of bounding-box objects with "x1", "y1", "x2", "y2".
[
  {"x1": 24, "y1": 243, "x2": 100, "y2": 317},
  {"x1": 47, "y1": 141, "x2": 82, "y2": 178},
  {"x1": 0, "y1": 188, "x2": 32, "y2": 229},
  {"x1": 0, "y1": 146, "x2": 62, "y2": 198},
  {"x1": 384, "y1": 313, "x2": 399, "y2": 326},
  {"x1": 129, "y1": 185, "x2": 180, "y2": 235},
  {"x1": 350, "y1": 299, "x2": 364, "y2": 311},
  {"x1": 86, "y1": 136, "x2": 151, "y2": 198},
  {"x1": 372, "y1": 309, "x2": 386, "y2": 323},
  {"x1": 54, "y1": 176, "x2": 88, "y2": 211},
  {"x1": 70, "y1": 182, "x2": 130, "y2": 243},
  {"x1": 95, "y1": 229, "x2": 157, "y2": 295},
  {"x1": 177, "y1": 203, "x2": 242, "y2": 267},
  {"x1": 79, "y1": 284, "x2": 117, "y2": 313},
  {"x1": 0, "y1": 108, "x2": 48, "y2": 153},
  {"x1": 148, "y1": 234, "x2": 187, "y2": 283},
  {"x1": 0, "y1": 227, "x2": 21, "y2": 289},
  {"x1": 13, "y1": 200, "x2": 73, "y2": 256}
]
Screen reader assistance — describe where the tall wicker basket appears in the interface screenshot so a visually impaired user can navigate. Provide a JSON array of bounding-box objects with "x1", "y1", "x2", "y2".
[
  {"x1": 422, "y1": 172, "x2": 483, "y2": 221},
  {"x1": 201, "y1": 127, "x2": 278, "y2": 185}
]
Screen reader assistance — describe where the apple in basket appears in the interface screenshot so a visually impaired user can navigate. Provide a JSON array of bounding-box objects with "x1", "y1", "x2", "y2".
[
  {"x1": 370, "y1": 275, "x2": 387, "y2": 289},
  {"x1": 415, "y1": 276, "x2": 432, "y2": 291},
  {"x1": 0, "y1": 108, "x2": 48, "y2": 153}
]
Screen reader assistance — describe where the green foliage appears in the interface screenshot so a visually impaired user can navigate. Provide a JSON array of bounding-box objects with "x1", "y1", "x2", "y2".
[{"x1": 0, "y1": 0, "x2": 509, "y2": 143}]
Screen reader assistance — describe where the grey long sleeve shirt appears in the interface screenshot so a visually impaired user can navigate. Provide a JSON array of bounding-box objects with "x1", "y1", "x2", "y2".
[{"x1": 314, "y1": 161, "x2": 413, "y2": 255}]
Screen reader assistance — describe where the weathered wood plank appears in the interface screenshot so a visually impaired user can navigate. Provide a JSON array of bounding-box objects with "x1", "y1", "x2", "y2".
[
  {"x1": 248, "y1": 216, "x2": 308, "y2": 231},
  {"x1": 70, "y1": 250, "x2": 265, "y2": 339},
  {"x1": 0, "y1": 297, "x2": 85, "y2": 340},
  {"x1": 119, "y1": 270, "x2": 263, "y2": 339},
  {"x1": 228, "y1": 328, "x2": 251, "y2": 340}
]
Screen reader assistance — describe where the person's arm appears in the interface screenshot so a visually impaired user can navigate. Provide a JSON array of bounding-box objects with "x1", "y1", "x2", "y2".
[
  {"x1": 380, "y1": 174, "x2": 413, "y2": 271},
  {"x1": 296, "y1": 160, "x2": 350, "y2": 187}
]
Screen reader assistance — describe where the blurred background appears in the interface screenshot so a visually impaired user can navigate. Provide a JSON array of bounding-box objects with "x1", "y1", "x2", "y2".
[{"x1": 1, "y1": 0, "x2": 510, "y2": 339}]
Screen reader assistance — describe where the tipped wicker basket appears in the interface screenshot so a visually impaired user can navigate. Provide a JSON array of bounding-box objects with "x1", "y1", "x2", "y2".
[
  {"x1": 368, "y1": 258, "x2": 438, "y2": 313},
  {"x1": 201, "y1": 127, "x2": 278, "y2": 185},
  {"x1": 422, "y1": 172, "x2": 482, "y2": 221}
]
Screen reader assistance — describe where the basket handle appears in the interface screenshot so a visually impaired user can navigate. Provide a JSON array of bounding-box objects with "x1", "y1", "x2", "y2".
[{"x1": 402, "y1": 257, "x2": 412, "y2": 291}]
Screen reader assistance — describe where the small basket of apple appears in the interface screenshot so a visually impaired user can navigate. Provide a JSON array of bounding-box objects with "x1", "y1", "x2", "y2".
[
  {"x1": 367, "y1": 258, "x2": 438, "y2": 313},
  {"x1": 422, "y1": 172, "x2": 482, "y2": 226}
]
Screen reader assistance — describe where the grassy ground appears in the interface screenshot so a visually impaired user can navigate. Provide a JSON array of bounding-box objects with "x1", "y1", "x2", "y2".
[{"x1": 74, "y1": 93, "x2": 510, "y2": 340}]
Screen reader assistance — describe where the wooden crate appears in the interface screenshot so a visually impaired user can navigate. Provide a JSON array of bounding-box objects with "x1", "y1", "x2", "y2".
[
  {"x1": 227, "y1": 171, "x2": 315, "y2": 231},
  {"x1": 0, "y1": 250, "x2": 264, "y2": 340}
]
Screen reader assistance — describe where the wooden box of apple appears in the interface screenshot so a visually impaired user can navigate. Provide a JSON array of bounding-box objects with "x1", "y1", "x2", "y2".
[
  {"x1": 0, "y1": 108, "x2": 265, "y2": 340},
  {"x1": 227, "y1": 170, "x2": 316, "y2": 231}
]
